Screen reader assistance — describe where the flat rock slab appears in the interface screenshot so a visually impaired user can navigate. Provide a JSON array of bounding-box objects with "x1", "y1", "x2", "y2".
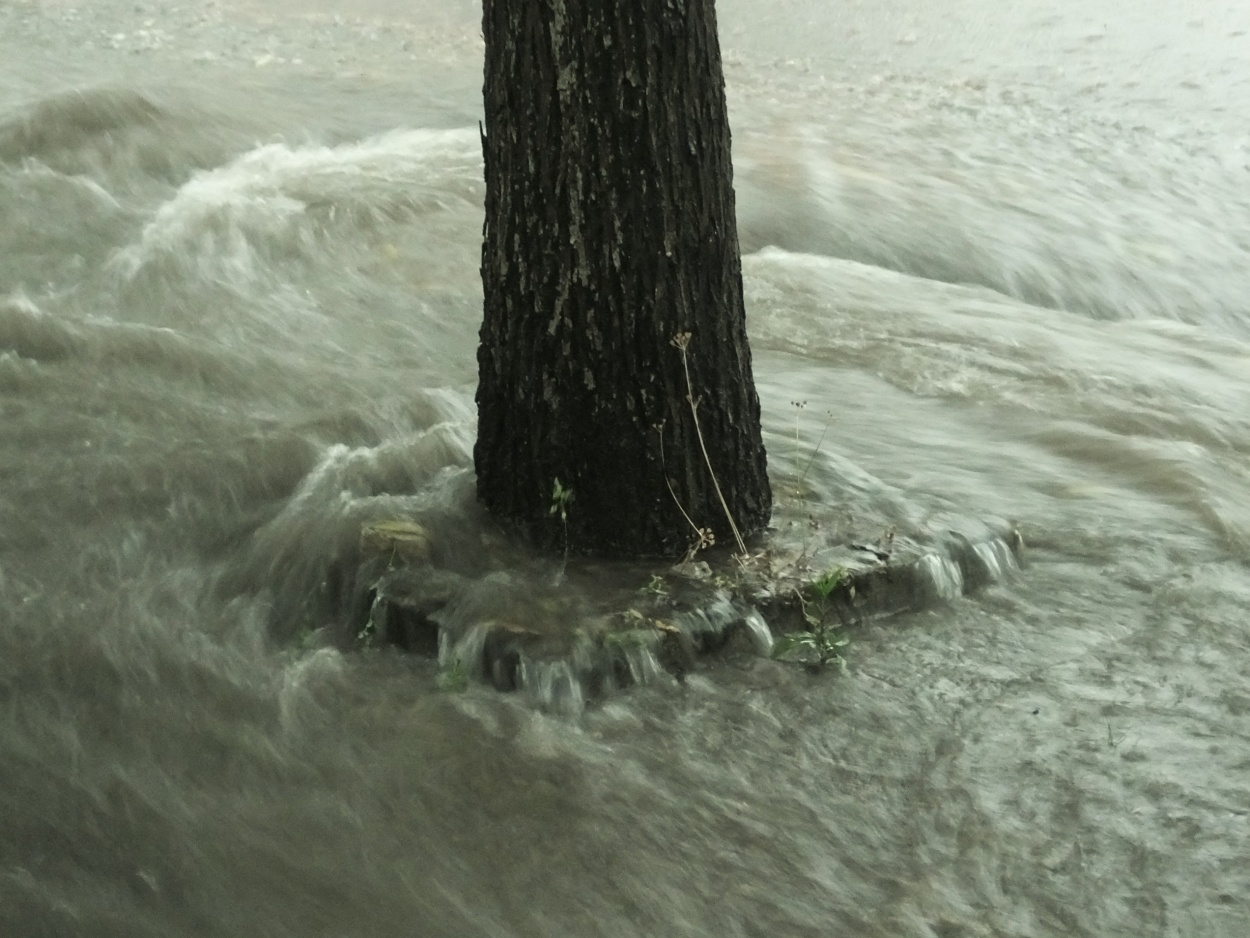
[{"x1": 354, "y1": 512, "x2": 1024, "y2": 709}]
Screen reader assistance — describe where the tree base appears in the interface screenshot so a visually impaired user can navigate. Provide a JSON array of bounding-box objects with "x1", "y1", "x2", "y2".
[{"x1": 344, "y1": 506, "x2": 1024, "y2": 713}]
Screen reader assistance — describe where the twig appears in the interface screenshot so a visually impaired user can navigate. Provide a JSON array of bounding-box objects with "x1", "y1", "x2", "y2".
[
  {"x1": 671, "y1": 332, "x2": 749, "y2": 559},
  {"x1": 656, "y1": 423, "x2": 713, "y2": 557}
]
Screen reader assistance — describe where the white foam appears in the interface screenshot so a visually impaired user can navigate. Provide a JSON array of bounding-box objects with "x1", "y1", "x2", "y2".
[{"x1": 112, "y1": 127, "x2": 481, "y2": 280}]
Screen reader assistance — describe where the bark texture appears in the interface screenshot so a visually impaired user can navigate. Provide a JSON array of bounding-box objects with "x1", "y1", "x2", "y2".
[{"x1": 476, "y1": 0, "x2": 771, "y2": 557}]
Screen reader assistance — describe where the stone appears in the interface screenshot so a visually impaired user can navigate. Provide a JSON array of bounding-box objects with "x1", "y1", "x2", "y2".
[{"x1": 360, "y1": 520, "x2": 432, "y2": 564}]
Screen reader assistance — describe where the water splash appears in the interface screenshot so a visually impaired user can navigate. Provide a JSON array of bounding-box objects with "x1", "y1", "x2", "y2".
[{"x1": 110, "y1": 128, "x2": 481, "y2": 284}]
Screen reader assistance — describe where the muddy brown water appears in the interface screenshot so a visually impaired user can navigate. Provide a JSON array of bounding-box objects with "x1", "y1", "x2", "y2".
[{"x1": 2, "y1": 1, "x2": 1249, "y2": 935}]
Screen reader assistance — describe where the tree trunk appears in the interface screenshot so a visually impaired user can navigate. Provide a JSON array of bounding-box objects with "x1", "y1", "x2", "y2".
[{"x1": 476, "y1": 0, "x2": 771, "y2": 558}]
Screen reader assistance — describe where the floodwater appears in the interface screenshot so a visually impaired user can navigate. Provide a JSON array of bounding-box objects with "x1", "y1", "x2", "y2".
[{"x1": 2, "y1": 1, "x2": 1249, "y2": 935}]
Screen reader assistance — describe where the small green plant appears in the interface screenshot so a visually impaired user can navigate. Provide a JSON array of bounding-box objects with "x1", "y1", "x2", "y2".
[
  {"x1": 436, "y1": 657, "x2": 470, "y2": 692},
  {"x1": 641, "y1": 574, "x2": 669, "y2": 598},
  {"x1": 550, "y1": 477, "x2": 574, "y2": 522},
  {"x1": 771, "y1": 565, "x2": 852, "y2": 670},
  {"x1": 793, "y1": 405, "x2": 835, "y2": 499},
  {"x1": 811, "y1": 566, "x2": 848, "y2": 596},
  {"x1": 549, "y1": 477, "x2": 574, "y2": 582}
]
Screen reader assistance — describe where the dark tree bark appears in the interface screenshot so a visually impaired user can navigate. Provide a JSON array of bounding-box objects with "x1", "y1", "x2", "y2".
[{"x1": 476, "y1": 0, "x2": 771, "y2": 558}]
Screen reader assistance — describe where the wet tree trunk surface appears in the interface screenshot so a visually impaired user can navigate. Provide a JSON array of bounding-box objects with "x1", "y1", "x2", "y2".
[{"x1": 477, "y1": 0, "x2": 772, "y2": 557}]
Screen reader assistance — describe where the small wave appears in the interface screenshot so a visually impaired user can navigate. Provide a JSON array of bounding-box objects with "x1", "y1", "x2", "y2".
[
  {"x1": 736, "y1": 123, "x2": 1250, "y2": 334},
  {"x1": 0, "y1": 293, "x2": 82, "y2": 362},
  {"x1": 0, "y1": 85, "x2": 249, "y2": 185},
  {"x1": 0, "y1": 161, "x2": 130, "y2": 290},
  {"x1": 0, "y1": 291, "x2": 252, "y2": 387},
  {"x1": 0, "y1": 88, "x2": 164, "y2": 164},
  {"x1": 111, "y1": 128, "x2": 483, "y2": 283},
  {"x1": 221, "y1": 415, "x2": 478, "y2": 639}
]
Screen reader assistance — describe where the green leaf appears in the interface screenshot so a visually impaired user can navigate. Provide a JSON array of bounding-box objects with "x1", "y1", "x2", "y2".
[
  {"x1": 436, "y1": 658, "x2": 470, "y2": 692},
  {"x1": 603, "y1": 629, "x2": 654, "y2": 649},
  {"x1": 812, "y1": 566, "x2": 848, "y2": 599},
  {"x1": 771, "y1": 632, "x2": 816, "y2": 660}
]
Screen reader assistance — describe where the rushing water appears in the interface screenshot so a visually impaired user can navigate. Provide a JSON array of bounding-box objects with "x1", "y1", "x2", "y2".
[{"x1": 3, "y1": 1, "x2": 1250, "y2": 935}]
